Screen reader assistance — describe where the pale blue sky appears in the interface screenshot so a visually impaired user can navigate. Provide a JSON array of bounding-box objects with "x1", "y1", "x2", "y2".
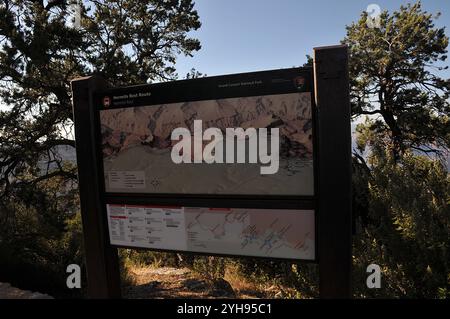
[{"x1": 175, "y1": 0, "x2": 450, "y2": 78}]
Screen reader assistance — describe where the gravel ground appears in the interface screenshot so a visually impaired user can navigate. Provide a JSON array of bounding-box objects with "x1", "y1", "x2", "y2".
[{"x1": 0, "y1": 282, "x2": 53, "y2": 299}]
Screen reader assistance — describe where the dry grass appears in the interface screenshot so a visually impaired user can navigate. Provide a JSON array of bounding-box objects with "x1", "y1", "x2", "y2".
[{"x1": 122, "y1": 264, "x2": 301, "y2": 299}]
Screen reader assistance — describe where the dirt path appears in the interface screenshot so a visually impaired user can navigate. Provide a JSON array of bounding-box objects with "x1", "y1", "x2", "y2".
[{"x1": 123, "y1": 267, "x2": 281, "y2": 299}]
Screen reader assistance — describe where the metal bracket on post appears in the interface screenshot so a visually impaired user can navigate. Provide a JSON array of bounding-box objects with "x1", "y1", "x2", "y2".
[
  {"x1": 314, "y1": 45, "x2": 352, "y2": 298},
  {"x1": 71, "y1": 76, "x2": 122, "y2": 298}
]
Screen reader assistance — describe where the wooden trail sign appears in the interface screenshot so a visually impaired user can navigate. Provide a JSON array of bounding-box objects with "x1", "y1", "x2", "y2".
[{"x1": 71, "y1": 45, "x2": 352, "y2": 298}]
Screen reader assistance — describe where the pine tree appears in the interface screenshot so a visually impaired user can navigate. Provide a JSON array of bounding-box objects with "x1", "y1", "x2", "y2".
[
  {"x1": 343, "y1": 1, "x2": 449, "y2": 158},
  {"x1": 0, "y1": 0, "x2": 201, "y2": 196},
  {"x1": 0, "y1": 0, "x2": 201, "y2": 294}
]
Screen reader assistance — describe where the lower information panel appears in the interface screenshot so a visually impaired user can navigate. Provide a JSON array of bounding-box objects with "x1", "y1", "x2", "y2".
[{"x1": 106, "y1": 204, "x2": 315, "y2": 260}]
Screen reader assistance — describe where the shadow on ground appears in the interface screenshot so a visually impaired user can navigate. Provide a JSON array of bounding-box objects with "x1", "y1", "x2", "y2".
[{"x1": 122, "y1": 267, "x2": 271, "y2": 299}]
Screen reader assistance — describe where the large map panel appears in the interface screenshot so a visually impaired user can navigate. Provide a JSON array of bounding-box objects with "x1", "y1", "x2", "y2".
[{"x1": 100, "y1": 92, "x2": 313, "y2": 195}]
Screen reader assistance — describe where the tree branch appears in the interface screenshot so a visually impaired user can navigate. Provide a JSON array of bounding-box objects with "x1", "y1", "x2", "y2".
[
  {"x1": 22, "y1": 169, "x2": 78, "y2": 186},
  {"x1": 352, "y1": 151, "x2": 372, "y2": 176},
  {"x1": 359, "y1": 109, "x2": 383, "y2": 116}
]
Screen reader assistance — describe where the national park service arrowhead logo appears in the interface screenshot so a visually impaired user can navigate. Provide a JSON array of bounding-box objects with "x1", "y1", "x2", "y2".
[
  {"x1": 293, "y1": 76, "x2": 306, "y2": 91},
  {"x1": 103, "y1": 96, "x2": 111, "y2": 108}
]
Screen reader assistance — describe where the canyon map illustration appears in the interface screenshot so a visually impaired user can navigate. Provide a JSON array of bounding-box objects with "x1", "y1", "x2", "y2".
[{"x1": 100, "y1": 92, "x2": 314, "y2": 195}]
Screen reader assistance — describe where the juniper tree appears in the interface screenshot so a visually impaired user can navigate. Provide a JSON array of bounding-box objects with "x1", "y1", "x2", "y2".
[
  {"x1": 0, "y1": 0, "x2": 201, "y2": 292},
  {"x1": 0, "y1": 0, "x2": 201, "y2": 196},
  {"x1": 343, "y1": 2, "x2": 449, "y2": 159},
  {"x1": 346, "y1": 2, "x2": 450, "y2": 298}
]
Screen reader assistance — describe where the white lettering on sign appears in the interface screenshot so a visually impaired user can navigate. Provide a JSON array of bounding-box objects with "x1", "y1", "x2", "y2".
[{"x1": 108, "y1": 171, "x2": 145, "y2": 189}]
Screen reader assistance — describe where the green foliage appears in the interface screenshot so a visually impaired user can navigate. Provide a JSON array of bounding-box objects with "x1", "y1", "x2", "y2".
[
  {"x1": 343, "y1": 1, "x2": 450, "y2": 156},
  {"x1": 348, "y1": 2, "x2": 449, "y2": 298},
  {"x1": 233, "y1": 258, "x2": 319, "y2": 298},
  {"x1": 83, "y1": 0, "x2": 201, "y2": 85},
  {"x1": 0, "y1": 0, "x2": 201, "y2": 296},
  {"x1": 120, "y1": 249, "x2": 181, "y2": 269},
  {"x1": 353, "y1": 127, "x2": 449, "y2": 298},
  {"x1": 0, "y1": 0, "x2": 202, "y2": 199},
  {"x1": 0, "y1": 175, "x2": 84, "y2": 297},
  {"x1": 190, "y1": 256, "x2": 226, "y2": 281}
]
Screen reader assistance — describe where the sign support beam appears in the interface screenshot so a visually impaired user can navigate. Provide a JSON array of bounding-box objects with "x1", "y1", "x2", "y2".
[
  {"x1": 314, "y1": 45, "x2": 352, "y2": 298},
  {"x1": 71, "y1": 76, "x2": 122, "y2": 298}
]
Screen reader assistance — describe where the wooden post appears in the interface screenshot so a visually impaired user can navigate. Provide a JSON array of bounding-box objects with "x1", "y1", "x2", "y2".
[
  {"x1": 314, "y1": 45, "x2": 352, "y2": 298},
  {"x1": 71, "y1": 76, "x2": 122, "y2": 298}
]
